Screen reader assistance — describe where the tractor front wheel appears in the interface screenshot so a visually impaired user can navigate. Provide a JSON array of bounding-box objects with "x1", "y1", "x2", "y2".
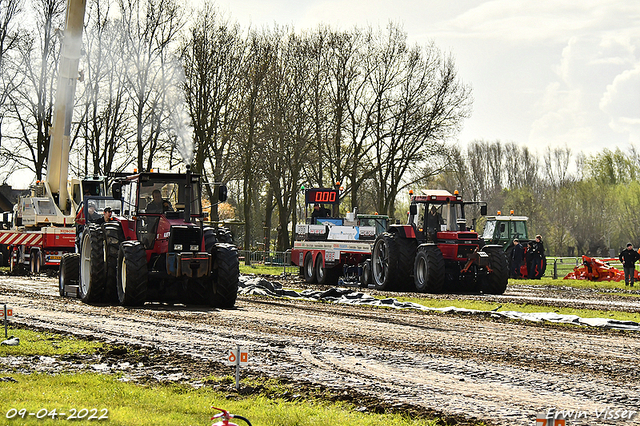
[
  {"x1": 79, "y1": 225, "x2": 106, "y2": 303},
  {"x1": 102, "y1": 222, "x2": 124, "y2": 303},
  {"x1": 117, "y1": 241, "x2": 148, "y2": 306},
  {"x1": 480, "y1": 246, "x2": 509, "y2": 295},
  {"x1": 212, "y1": 243, "x2": 239, "y2": 309},
  {"x1": 59, "y1": 253, "x2": 79, "y2": 297},
  {"x1": 413, "y1": 245, "x2": 445, "y2": 293}
]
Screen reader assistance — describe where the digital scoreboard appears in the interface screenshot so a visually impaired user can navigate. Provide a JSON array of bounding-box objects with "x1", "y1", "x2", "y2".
[{"x1": 305, "y1": 188, "x2": 339, "y2": 205}]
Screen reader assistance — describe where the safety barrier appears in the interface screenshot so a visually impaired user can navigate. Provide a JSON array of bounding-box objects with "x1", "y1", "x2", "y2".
[
  {"x1": 237, "y1": 250, "x2": 298, "y2": 275},
  {"x1": 236, "y1": 252, "x2": 628, "y2": 280}
]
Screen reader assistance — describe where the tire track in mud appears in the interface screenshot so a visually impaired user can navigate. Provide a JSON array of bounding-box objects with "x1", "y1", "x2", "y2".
[{"x1": 2, "y1": 275, "x2": 640, "y2": 426}]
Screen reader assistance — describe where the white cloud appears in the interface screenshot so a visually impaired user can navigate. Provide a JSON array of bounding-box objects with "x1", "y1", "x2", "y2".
[{"x1": 600, "y1": 65, "x2": 640, "y2": 143}]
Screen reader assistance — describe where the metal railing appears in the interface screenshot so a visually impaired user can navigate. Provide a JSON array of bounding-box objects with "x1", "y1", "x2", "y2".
[
  {"x1": 237, "y1": 250, "x2": 298, "y2": 275},
  {"x1": 235, "y1": 252, "x2": 628, "y2": 280}
]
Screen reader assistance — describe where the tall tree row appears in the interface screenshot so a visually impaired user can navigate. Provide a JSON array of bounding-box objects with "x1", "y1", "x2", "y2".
[{"x1": 0, "y1": 0, "x2": 468, "y2": 252}]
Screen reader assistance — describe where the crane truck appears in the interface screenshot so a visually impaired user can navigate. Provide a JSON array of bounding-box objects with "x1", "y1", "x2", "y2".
[{"x1": 0, "y1": 0, "x2": 96, "y2": 273}]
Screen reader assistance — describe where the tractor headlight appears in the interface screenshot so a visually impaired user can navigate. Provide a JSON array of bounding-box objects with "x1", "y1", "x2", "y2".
[
  {"x1": 174, "y1": 244, "x2": 183, "y2": 251},
  {"x1": 189, "y1": 244, "x2": 199, "y2": 251}
]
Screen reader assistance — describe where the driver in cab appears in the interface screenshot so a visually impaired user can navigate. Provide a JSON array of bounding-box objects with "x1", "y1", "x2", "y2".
[{"x1": 145, "y1": 189, "x2": 173, "y2": 213}]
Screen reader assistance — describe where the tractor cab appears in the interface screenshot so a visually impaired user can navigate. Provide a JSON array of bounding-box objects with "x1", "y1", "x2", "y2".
[
  {"x1": 408, "y1": 190, "x2": 485, "y2": 242},
  {"x1": 114, "y1": 169, "x2": 205, "y2": 251},
  {"x1": 482, "y1": 214, "x2": 529, "y2": 249}
]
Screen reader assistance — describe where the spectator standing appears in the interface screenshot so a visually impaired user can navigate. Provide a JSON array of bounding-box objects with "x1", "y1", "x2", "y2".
[
  {"x1": 619, "y1": 243, "x2": 640, "y2": 287},
  {"x1": 511, "y1": 239, "x2": 524, "y2": 278},
  {"x1": 527, "y1": 235, "x2": 545, "y2": 279}
]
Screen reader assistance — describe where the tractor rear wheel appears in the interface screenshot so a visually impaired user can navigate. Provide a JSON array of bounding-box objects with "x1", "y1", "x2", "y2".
[
  {"x1": 413, "y1": 245, "x2": 445, "y2": 293},
  {"x1": 212, "y1": 243, "x2": 239, "y2": 309},
  {"x1": 117, "y1": 241, "x2": 148, "y2": 306},
  {"x1": 102, "y1": 222, "x2": 124, "y2": 303},
  {"x1": 79, "y1": 225, "x2": 106, "y2": 303},
  {"x1": 372, "y1": 232, "x2": 416, "y2": 291},
  {"x1": 303, "y1": 252, "x2": 316, "y2": 283},
  {"x1": 480, "y1": 246, "x2": 509, "y2": 294},
  {"x1": 59, "y1": 253, "x2": 79, "y2": 297}
]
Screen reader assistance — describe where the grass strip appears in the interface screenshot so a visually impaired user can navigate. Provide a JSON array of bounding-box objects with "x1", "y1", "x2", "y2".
[
  {"x1": 0, "y1": 329, "x2": 104, "y2": 357},
  {"x1": 0, "y1": 373, "x2": 442, "y2": 426}
]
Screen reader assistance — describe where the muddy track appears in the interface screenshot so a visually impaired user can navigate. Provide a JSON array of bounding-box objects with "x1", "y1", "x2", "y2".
[{"x1": 2, "y1": 274, "x2": 640, "y2": 426}]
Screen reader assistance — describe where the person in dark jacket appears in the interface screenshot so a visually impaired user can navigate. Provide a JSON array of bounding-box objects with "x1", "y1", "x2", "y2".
[
  {"x1": 511, "y1": 239, "x2": 524, "y2": 278},
  {"x1": 619, "y1": 243, "x2": 640, "y2": 286},
  {"x1": 527, "y1": 235, "x2": 545, "y2": 279}
]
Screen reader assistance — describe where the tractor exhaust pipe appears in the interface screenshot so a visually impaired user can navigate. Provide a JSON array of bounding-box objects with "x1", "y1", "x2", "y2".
[{"x1": 184, "y1": 165, "x2": 192, "y2": 223}]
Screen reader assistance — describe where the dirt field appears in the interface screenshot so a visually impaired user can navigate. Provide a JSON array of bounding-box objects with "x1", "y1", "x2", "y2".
[{"x1": 1, "y1": 273, "x2": 640, "y2": 426}]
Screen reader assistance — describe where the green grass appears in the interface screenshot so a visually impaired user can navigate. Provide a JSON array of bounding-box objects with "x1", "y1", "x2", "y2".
[
  {"x1": 514, "y1": 276, "x2": 633, "y2": 291},
  {"x1": 0, "y1": 373, "x2": 440, "y2": 426},
  {"x1": 0, "y1": 328, "x2": 104, "y2": 357},
  {"x1": 240, "y1": 264, "x2": 294, "y2": 276}
]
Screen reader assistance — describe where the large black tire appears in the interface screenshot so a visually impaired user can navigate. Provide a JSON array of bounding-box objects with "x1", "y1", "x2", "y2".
[
  {"x1": 216, "y1": 227, "x2": 233, "y2": 244},
  {"x1": 413, "y1": 245, "x2": 445, "y2": 293},
  {"x1": 371, "y1": 232, "x2": 417, "y2": 291},
  {"x1": 303, "y1": 252, "x2": 316, "y2": 283},
  {"x1": 360, "y1": 259, "x2": 372, "y2": 287},
  {"x1": 59, "y1": 253, "x2": 79, "y2": 297},
  {"x1": 203, "y1": 227, "x2": 216, "y2": 253},
  {"x1": 184, "y1": 276, "x2": 215, "y2": 306},
  {"x1": 79, "y1": 225, "x2": 106, "y2": 303},
  {"x1": 9, "y1": 247, "x2": 25, "y2": 275},
  {"x1": 29, "y1": 250, "x2": 42, "y2": 274},
  {"x1": 212, "y1": 243, "x2": 239, "y2": 309},
  {"x1": 315, "y1": 253, "x2": 339, "y2": 285},
  {"x1": 117, "y1": 241, "x2": 148, "y2": 306},
  {"x1": 102, "y1": 222, "x2": 125, "y2": 303},
  {"x1": 480, "y1": 246, "x2": 509, "y2": 294}
]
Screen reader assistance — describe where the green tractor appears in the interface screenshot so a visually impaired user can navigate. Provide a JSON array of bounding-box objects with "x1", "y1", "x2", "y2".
[
  {"x1": 481, "y1": 213, "x2": 545, "y2": 278},
  {"x1": 481, "y1": 213, "x2": 529, "y2": 249}
]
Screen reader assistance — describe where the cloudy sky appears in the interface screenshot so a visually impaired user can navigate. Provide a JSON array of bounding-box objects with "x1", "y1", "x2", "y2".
[{"x1": 205, "y1": 0, "x2": 640, "y2": 156}]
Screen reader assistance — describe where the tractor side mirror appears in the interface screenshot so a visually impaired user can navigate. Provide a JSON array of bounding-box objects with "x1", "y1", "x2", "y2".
[
  {"x1": 111, "y1": 183, "x2": 122, "y2": 200},
  {"x1": 480, "y1": 205, "x2": 487, "y2": 216},
  {"x1": 409, "y1": 204, "x2": 417, "y2": 215},
  {"x1": 217, "y1": 185, "x2": 228, "y2": 202}
]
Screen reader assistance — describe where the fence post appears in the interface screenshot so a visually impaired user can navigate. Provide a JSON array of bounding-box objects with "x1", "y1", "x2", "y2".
[{"x1": 553, "y1": 259, "x2": 557, "y2": 279}]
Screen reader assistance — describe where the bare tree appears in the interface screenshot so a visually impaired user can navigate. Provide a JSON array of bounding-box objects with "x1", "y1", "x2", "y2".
[
  {"x1": 118, "y1": 0, "x2": 185, "y2": 172},
  {"x1": 261, "y1": 30, "x2": 314, "y2": 250},
  {"x1": 0, "y1": 0, "x2": 23, "y2": 181},
  {"x1": 181, "y1": 2, "x2": 246, "y2": 220},
  {"x1": 239, "y1": 31, "x2": 273, "y2": 253},
  {"x1": 373, "y1": 45, "x2": 471, "y2": 217},
  {"x1": 3, "y1": 0, "x2": 65, "y2": 180},
  {"x1": 74, "y1": 0, "x2": 133, "y2": 178}
]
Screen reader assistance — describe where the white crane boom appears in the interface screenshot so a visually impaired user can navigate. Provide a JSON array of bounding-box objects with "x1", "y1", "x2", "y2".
[{"x1": 46, "y1": 0, "x2": 87, "y2": 212}]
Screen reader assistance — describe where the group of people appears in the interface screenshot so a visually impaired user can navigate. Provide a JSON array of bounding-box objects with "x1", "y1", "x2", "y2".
[
  {"x1": 510, "y1": 235, "x2": 545, "y2": 279},
  {"x1": 86, "y1": 202, "x2": 113, "y2": 224}
]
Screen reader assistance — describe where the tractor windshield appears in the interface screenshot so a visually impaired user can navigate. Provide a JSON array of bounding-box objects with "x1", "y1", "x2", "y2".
[
  {"x1": 482, "y1": 220, "x2": 496, "y2": 240},
  {"x1": 138, "y1": 179, "x2": 201, "y2": 215},
  {"x1": 411, "y1": 202, "x2": 463, "y2": 232}
]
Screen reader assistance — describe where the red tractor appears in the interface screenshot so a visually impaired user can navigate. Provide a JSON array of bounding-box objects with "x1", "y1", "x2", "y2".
[
  {"x1": 59, "y1": 167, "x2": 239, "y2": 307},
  {"x1": 371, "y1": 190, "x2": 508, "y2": 294}
]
